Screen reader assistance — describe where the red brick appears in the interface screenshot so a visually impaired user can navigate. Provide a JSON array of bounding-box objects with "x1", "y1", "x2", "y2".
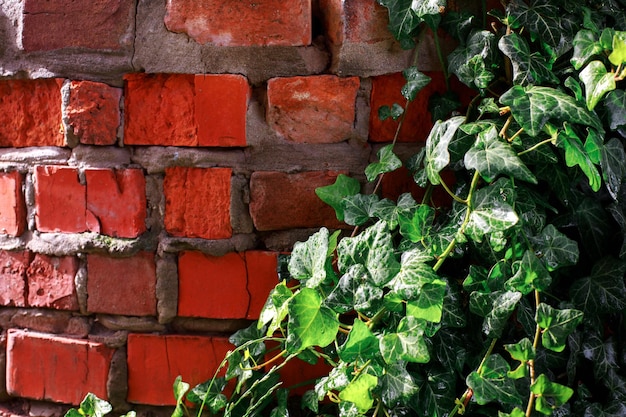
[
  {"x1": 85, "y1": 168, "x2": 147, "y2": 238},
  {"x1": 369, "y1": 71, "x2": 475, "y2": 143},
  {"x1": 164, "y1": 167, "x2": 232, "y2": 239},
  {"x1": 266, "y1": 76, "x2": 360, "y2": 143},
  {"x1": 178, "y1": 251, "x2": 248, "y2": 319},
  {"x1": 124, "y1": 73, "x2": 196, "y2": 146},
  {"x1": 321, "y1": 0, "x2": 392, "y2": 45},
  {"x1": 0, "y1": 251, "x2": 30, "y2": 307},
  {"x1": 0, "y1": 172, "x2": 26, "y2": 236},
  {"x1": 87, "y1": 252, "x2": 156, "y2": 316},
  {"x1": 126, "y1": 334, "x2": 232, "y2": 406},
  {"x1": 124, "y1": 73, "x2": 250, "y2": 147},
  {"x1": 66, "y1": 81, "x2": 121, "y2": 146},
  {"x1": 195, "y1": 74, "x2": 250, "y2": 147},
  {"x1": 380, "y1": 166, "x2": 454, "y2": 208},
  {"x1": 34, "y1": 166, "x2": 87, "y2": 233},
  {"x1": 21, "y1": 0, "x2": 134, "y2": 51},
  {"x1": 164, "y1": 0, "x2": 311, "y2": 46},
  {"x1": 245, "y1": 251, "x2": 279, "y2": 320},
  {"x1": 27, "y1": 254, "x2": 79, "y2": 310},
  {"x1": 6, "y1": 329, "x2": 114, "y2": 405},
  {"x1": 0, "y1": 79, "x2": 64, "y2": 147},
  {"x1": 249, "y1": 171, "x2": 345, "y2": 231}
]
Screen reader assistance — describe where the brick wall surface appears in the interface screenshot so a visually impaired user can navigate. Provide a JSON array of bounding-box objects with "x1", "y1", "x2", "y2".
[{"x1": 0, "y1": 0, "x2": 458, "y2": 413}]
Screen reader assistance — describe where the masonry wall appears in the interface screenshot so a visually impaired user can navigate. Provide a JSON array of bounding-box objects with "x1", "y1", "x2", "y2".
[{"x1": 0, "y1": 0, "x2": 452, "y2": 414}]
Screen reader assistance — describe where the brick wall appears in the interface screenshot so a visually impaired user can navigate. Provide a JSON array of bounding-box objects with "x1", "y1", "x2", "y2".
[{"x1": 0, "y1": 0, "x2": 448, "y2": 414}]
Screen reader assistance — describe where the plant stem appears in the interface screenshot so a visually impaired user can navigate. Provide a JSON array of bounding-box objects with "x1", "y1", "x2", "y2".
[
  {"x1": 432, "y1": 28, "x2": 450, "y2": 91},
  {"x1": 525, "y1": 290, "x2": 542, "y2": 417},
  {"x1": 517, "y1": 137, "x2": 554, "y2": 156}
]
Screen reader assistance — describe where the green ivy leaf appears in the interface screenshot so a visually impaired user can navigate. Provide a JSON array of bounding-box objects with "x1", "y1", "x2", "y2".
[
  {"x1": 338, "y1": 318, "x2": 380, "y2": 362},
  {"x1": 424, "y1": 116, "x2": 466, "y2": 184},
  {"x1": 498, "y1": 33, "x2": 558, "y2": 86},
  {"x1": 530, "y1": 374, "x2": 574, "y2": 415},
  {"x1": 465, "y1": 178, "x2": 520, "y2": 241},
  {"x1": 575, "y1": 197, "x2": 614, "y2": 259},
  {"x1": 406, "y1": 278, "x2": 447, "y2": 323},
  {"x1": 601, "y1": 138, "x2": 625, "y2": 200},
  {"x1": 471, "y1": 290, "x2": 522, "y2": 338},
  {"x1": 505, "y1": 338, "x2": 535, "y2": 379},
  {"x1": 506, "y1": 0, "x2": 567, "y2": 59},
  {"x1": 608, "y1": 31, "x2": 626, "y2": 65},
  {"x1": 401, "y1": 66, "x2": 431, "y2": 101},
  {"x1": 377, "y1": 0, "x2": 421, "y2": 48},
  {"x1": 326, "y1": 264, "x2": 383, "y2": 315},
  {"x1": 365, "y1": 144, "x2": 403, "y2": 182},
  {"x1": 289, "y1": 228, "x2": 333, "y2": 288},
  {"x1": 580, "y1": 60, "x2": 616, "y2": 110},
  {"x1": 531, "y1": 224, "x2": 579, "y2": 271},
  {"x1": 448, "y1": 30, "x2": 498, "y2": 89},
  {"x1": 388, "y1": 248, "x2": 438, "y2": 300},
  {"x1": 76, "y1": 393, "x2": 112, "y2": 417},
  {"x1": 187, "y1": 378, "x2": 228, "y2": 414},
  {"x1": 428, "y1": 91, "x2": 461, "y2": 122},
  {"x1": 398, "y1": 204, "x2": 435, "y2": 243},
  {"x1": 380, "y1": 317, "x2": 430, "y2": 364},
  {"x1": 602, "y1": 90, "x2": 626, "y2": 131},
  {"x1": 338, "y1": 373, "x2": 378, "y2": 413},
  {"x1": 557, "y1": 123, "x2": 602, "y2": 191},
  {"x1": 343, "y1": 194, "x2": 381, "y2": 226},
  {"x1": 315, "y1": 174, "x2": 360, "y2": 222},
  {"x1": 571, "y1": 30, "x2": 603, "y2": 70},
  {"x1": 456, "y1": 55, "x2": 495, "y2": 91},
  {"x1": 258, "y1": 282, "x2": 293, "y2": 336},
  {"x1": 536, "y1": 303, "x2": 584, "y2": 352},
  {"x1": 464, "y1": 125, "x2": 537, "y2": 183},
  {"x1": 378, "y1": 103, "x2": 405, "y2": 121},
  {"x1": 498, "y1": 408, "x2": 526, "y2": 417},
  {"x1": 499, "y1": 85, "x2": 604, "y2": 137},
  {"x1": 570, "y1": 257, "x2": 626, "y2": 314},
  {"x1": 466, "y1": 354, "x2": 523, "y2": 406},
  {"x1": 379, "y1": 361, "x2": 419, "y2": 408},
  {"x1": 172, "y1": 376, "x2": 190, "y2": 417},
  {"x1": 582, "y1": 333, "x2": 619, "y2": 378},
  {"x1": 286, "y1": 288, "x2": 339, "y2": 353},
  {"x1": 415, "y1": 370, "x2": 456, "y2": 417},
  {"x1": 505, "y1": 250, "x2": 552, "y2": 295}
]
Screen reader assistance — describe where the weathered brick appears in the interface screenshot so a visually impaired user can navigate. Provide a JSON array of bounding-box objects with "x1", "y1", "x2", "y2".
[
  {"x1": 34, "y1": 166, "x2": 87, "y2": 233},
  {"x1": 21, "y1": 0, "x2": 134, "y2": 52},
  {"x1": 126, "y1": 333, "x2": 232, "y2": 405},
  {"x1": 164, "y1": 167, "x2": 232, "y2": 239},
  {"x1": 164, "y1": 0, "x2": 311, "y2": 46},
  {"x1": 178, "y1": 251, "x2": 248, "y2": 319},
  {"x1": 249, "y1": 171, "x2": 344, "y2": 231},
  {"x1": 0, "y1": 80, "x2": 64, "y2": 147},
  {"x1": 321, "y1": 0, "x2": 392, "y2": 45},
  {"x1": 195, "y1": 74, "x2": 250, "y2": 147},
  {"x1": 65, "y1": 81, "x2": 121, "y2": 146},
  {"x1": 0, "y1": 251, "x2": 30, "y2": 307},
  {"x1": 87, "y1": 252, "x2": 156, "y2": 316},
  {"x1": 85, "y1": 168, "x2": 147, "y2": 238},
  {"x1": 245, "y1": 251, "x2": 280, "y2": 320},
  {"x1": 266, "y1": 76, "x2": 360, "y2": 143},
  {"x1": 6, "y1": 329, "x2": 114, "y2": 405},
  {"x1": 27, "y1": 254, "x2": 79, "y2": 311},
  {"x1": 124, "y1": 73, "x2": 249, "y2": 147},
  {"x1": 0, "y1": 172, "x2": 26, "y2": 236}
]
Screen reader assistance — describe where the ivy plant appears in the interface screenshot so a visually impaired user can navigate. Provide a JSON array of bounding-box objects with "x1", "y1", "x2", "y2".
[{"x1": 69, "y1": 0, "x2": 626, "y2": 416}]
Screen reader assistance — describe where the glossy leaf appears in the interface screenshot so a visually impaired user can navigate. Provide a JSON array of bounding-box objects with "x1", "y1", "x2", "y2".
[
  {"x1": 531, "y1": 224, "x2": 579, "y2": 271},
  {"x1": 530, "y1": 374, "x2": 574, "y2": 415},
  {"x1": 465, "y1": 178, "x2": 520, "y2": 241},
  {"x1": 401, "y1": 66, "x2": 431, "y2": 101},
  {"x1": 379, "y1": 361, "x2": 419, "y2": 408},
  {"x1": 315, "y1": 174, "x2": 361, "y2": 222},
  {"x1": 536, "y1": 303, "x2": 584, "y2": 352},
  {"x1": 505, "y1": 250, "x2": 552, "y2": 295},
  {"x1": 188, "y1": 378, "x2": 228, "y2": 413},
  {"x1": 172, "y1": 376, "x2": 190, "y2": 417},
  {"x1": 76, "y1": 393, "x2": 113, "y2": 417},
  {"x1": 388, "y1": 248, "x2": 438, "y2": 300},
  {"x1": 583, "y1": 333, "x2": 619, "y2": 378},
  {"x1": 338, "y1": 373, "x2": 378, "y2": 413},
  {"x1": 286, "y1": 288, "x2": 339, "y2": 353},
  {"x1": 471, "y1": 290, "x2": 522, "y2": 338},
  {"x1": 557, "y1": 123, "x2": 602, "y2": 191},
  {"x1": 380, "y1": 317, "x2": 430, "y2": 364},
  {"x1": 466, "y1": 354, "x2": 523, "y2": 406},
  {"x1": 343, "y1": 194, "x2": 381, "y2": 226},
  {"x1": 580, "y1": 60, "x2": 616, "y2": 110},
  {"x1": 405, "y1": 278, "x2": 447, "y2": 322},
  {"x1": 378, "y1": 103, "x2": 405, "y2": 121},
  {"x1": 570, "y1": 257, "x2": 626, "y2": 314},
  {"x1": 424, "y1": 116, "x2": 466, "y2": 184},
  {"x1": 506, "y1": 0, "x2": 567, "y2": 58},
  {"x1": 365, "y1": 144, "x2": 403, "y2": 182},
  {"x1": 498, "y1": 33, "x2": 557, "y2": 86},
  {"x1": 339, "y1": 318, "x2": 380, "y2": 362},
  {"x1": 608, "y1": 31, "x2": 626, "y2": 65},
  {"x1": 258, "y1": 282, "x2": 293, "y2": 335},
  {"x1": 601, "y1": 138, "x2": 625, "y2": 200},
  {"x1": 571, "y1": 29, "x2": 603, "y2": 70},
  {"x1": 377, "y1": 0, "x2": 420, "y2": 48},
  {"x1": 289, "y1": 227, "x2": 332, "y2": 288},
  {"x1": 603, "y1": 90, "x2": 626, "y2": 130}
]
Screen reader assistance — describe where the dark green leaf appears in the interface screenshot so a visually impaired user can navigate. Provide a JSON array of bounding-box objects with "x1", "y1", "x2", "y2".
[
  {"x1": 472, "y1": 290, "x2": 522, "y2": 338},
  {"x1": 377, "y1": 0, "x2": 420, "y2": 48},
  {"x1": 286, "y1": 288, "x2": 339, "y2": 353},
  {"x1": 574, "y1": 197, "x2": 614, "y2": 259},
  {"x1": 505, "y1": 250, "x2": 552, "y2": 295},
  {"x1": 571, "y1": 30, "x2": 603, "y2": 70},
  {"x1": 531, "y1": 224, "x2": 579, "y2": 271},
  {"x1": 414, "y1": 370, "x2": 456, "y2": 417},
  {"x1": 570, "y1": 257, "x2": 626, "y2": 314},
  {"x1": 602, "y1": 90, "x2": 626, "y2": 130},
  {"x1": 301, "y1": 390, "x2": 319, "y2": 413},
  {"x1": 448, "y1": 30, "x2": 498, "y2": 86},
  {"x1": 188, "y1": 378, "x2": 228, "y2": 413},
  {"x1": 466, "y1": 178, "x2": 520, "y2": 241},
  {"x1": 536, "y1": 303, "x2": 584, "y2": 352},
  {"x1": 582, "y1": 333, "x2": 619, "y2": 378},
  {"x1": 379, "y1": 361, "x2": 419, "y2": 408},
  {"x1": 557, "y1": 123, "x2": 602, "y2": 191},
  {"x1": 428, "y1": 91, "x2": 461, "y2": 122},
  {"x1": 379, "y1": 103, "x2": 405, "y2": 121},
  {"x1": 506, "y1": 0, "x2": 568, "y2": 58},
  {"x1": 315, "y1": 174, "x2": 361, "y2": 222},
  {"x1": 401, "y1": 66, "x2": 431, "y2": 101},
  {"x1": 466, "y1": 354, "x2": 523, "y2": 406},
  {"x1": 343, "y1": 194, "x2": 381, "y2": 226},
  {"x1": 498, "y1": 33, "x2": 558, "y2": 86},
  {"x1": 602, "y1": 138, "x2": 625, "y2": 200}
]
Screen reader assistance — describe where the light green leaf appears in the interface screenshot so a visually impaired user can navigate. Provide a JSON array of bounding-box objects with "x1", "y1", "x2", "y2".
[
  {"x1": 571, "y1": 29, "x2": 603, "y2": 70},
  {"x1": 536, "y1": 303, "x2": 583, "y2": 352},
  {"x1": 289, "y1": 228, "x2": 333, "y2": 288},
  {"x1": 338, "y1": 318, "x2": 380, "y2": 362},
  {"x1": 338, "y1": 373, "x2": 378, "y2": 413},
  {"x1": 580, "y1": 60, "x2": 616, "y2": 110},
  {"x1": 505, "y1": 250, "x2": 552, "y2": 295},
  {"x1": 424, "y1": 116, "x2": 466, "y2": 184},
  {"x1": 608, "y1": 31, "x2": 626, "y2": 66},
  {"x1": 258, "y1": 281, "x2": 293, "y2": 336},
  {"x1": 315, "y1": 174, "x2": 361, "y2": 222},
  {"x1": 406, "y1": 278, "x2": 447, "y2": 323},
  {"x1": 499, "y1": 85, "x2": 604, "y2": 137},
  {"x1": 172, "y1": 376, "x2": 190, "y2": 417},
  {"x1": 466, "y1": 354, "x2": 523, "y2": 406},
  {"x1": 557, "y1": 123, "x2": 602, "y2": 191},
  {"x1": 530, "y1": 374, "x2": 574, "y2": 415},
  {"x1": 398, "y1": 204, "x2": 435, "y2": 243},
  {"x1": 464, "y1": 125, "x2": 537, "y2": 183},
  {"x1": 380, "y1": 317, "x2": 430, "y2": 364},
  {"x1": 286, "y1": 288, "x2": 339, "y2": 353},
  {"x1": 76, "y1": 393, "x2": 112, "y2": 417}
]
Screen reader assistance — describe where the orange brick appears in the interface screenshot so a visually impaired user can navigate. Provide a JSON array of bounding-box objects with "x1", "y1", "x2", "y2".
[
  {"x1": 0, "y1": 172, "x2": 26, "y2": 236},
  {"x1": 34, "y1": 166, "x2": 87, "y2": 234}
]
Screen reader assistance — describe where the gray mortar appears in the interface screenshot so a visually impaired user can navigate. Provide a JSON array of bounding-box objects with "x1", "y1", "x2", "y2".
[
  {"x1": 155, "y1": 253, "x2": 178, "y2": 324},
  {"x1": 131, "y1": 147, "x2": 246, "y2": 175},
  {"x1": 171, "y1": 317, "x2": 251, "y2": 334},
  {"x1": 68, "y1": 145, "x2": 133, "y2": 169},
  {"x1": 230, "y1": 174, "x2": 254, "y2": 235},
  {"x1": 158, "y1": 233, "x2": 257, "y2": 257},
  {"x1": 96, "y1": 315, "x2": 166, "y2": 333},
  {"x1": 106, "y1": 346, "x2": 130, "y2": 412}
]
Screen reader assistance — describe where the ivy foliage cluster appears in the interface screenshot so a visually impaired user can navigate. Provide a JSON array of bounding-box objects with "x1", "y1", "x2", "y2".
[{"x1": 70, "y1": 0, "x2": 626, "y2": 417}]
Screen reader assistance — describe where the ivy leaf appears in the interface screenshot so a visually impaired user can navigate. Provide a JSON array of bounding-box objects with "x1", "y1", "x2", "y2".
[
  {"x1": 172, "y1": 376, "x2": 190, "y2": 417},
  {"x1": 506, "y1": 250, "x2": 552, "y2": 295},
  {"x1": 76, "y1": 393, "x2": 113, "y2": 417},
  {"x1": 464, "y1": 125, "x2": 537, "y2": 183},
  {"x1": 499, "y1": 85, "x2": 604, "y2": 137},
  {"x1": 398, "y1": 204, "x2": 435, "y2": 243},
  {"x1": 570, "y1": 257, "x2": 626, "y2": 314},
  {"x1": 470, "y1": 290, "x2": 522, "y2": 338},
  {"x1": 498, "y1": 33, "x2": 558, "y2": 86},
  {"x1": 338, "y1": 373, "x2": 378, "y2": 414},
  {"x1": 289, "y1": 228, "x2": 333, "y2": 288},
  {"x1": 531, "y1": 224, "x2": 579, "y2": 272},
  {"x1": 388, "y1": 248, "x2": 438, "y2": 300},
  {"x1": 456, "y1": 55, "x2": 495, "y2": 91},
  {"x1": 466, "y1": 354, "x2": 524, "y2": 406},
  {"x1": 448, "y1": 30, "x2": 498, "y2": 89},
  {"x1": 338, "y1": 221, "x2": 400, "y2": 286},
  {"x1": 571, "y1": 30, "x2": 603, "y2": 70},
  {"x1": 401, "y1": 66, "x2": 431, "y2": 101},
  {"x1": 536, "y1": 303, "x2": 584, "y2": 352},
  {"x1": 338, "y1": 318, "x2": 380, "y2": 362},
  {"x1": 602, "y1": 138, "x2": 625, "y2": 200},
  {"x1": 414, "y1": 370, "x2": 456, "y2": 417},
  {"x1": 608, "y1": 31, "x2": 626, "y2": 65},
  {"x1": 378, "y1": 103, "x2": 405, "y2": 121},
  {"x1": 377, "y1": 0, "x2": 420, "y2": 48},
  {"x1": 315, "y1": 174, "x2": 360, "y2": 222},
  {"x1": 379, "y1": 361, "x2": 419, "y2": 408},
  {"x1": 365, "y1": 144, "x2": 403, "y2": 182},
  {"x1": 424, "y1": 116, "x2": 465, "y2": 185},
  {"x1": 506, "y1": 0, "x2": 567, "y2": 59},
  {"x1": 575, "y1": 197, "x2": 614, "y2": 260},
  {"x1": 557, "y1": 123, "x2": 602, "y2": 191},
  {"x1": 343, "y1": 194, "x2": 381, "y2": 226},
  {"x1": 325, "y1": 264, "x2": 383, "y2": 315},
  {"x1": 530, "y1": 374, "x2": 574, "y2": 415},
  {"x1": 428, "y1": 91, "x2": 461, "y2": 122},
  {"x1": 505, "y1": 338, "x2": 535, "y2": 379},
  {"x1": 582, "y1": 333, "x2": 619, "y2": 378},
  {"x1": 258, "y1": 282, "x2": 294, "y2": 335},
  {"x1": 406, "y1": 278, "x2": 447, "y2": 323},
  {"x1": 580, "y1": 60, "x2": 616, "y2": 110},
  {"x1": 286, "y1": 288, "x2": 339, "y2": 353},
  {"x1": 188, "y1": 378, "x2": 228, "y2": 413},
  {"x1": 380, "y1": 317, "x2": 430, "y2": 364},
  {"x1": 602, "y1": 90, "x2": 626, "y2": 131},
  {"x1": 465, "y1": 178, "x2": 519, "y2": 241}
]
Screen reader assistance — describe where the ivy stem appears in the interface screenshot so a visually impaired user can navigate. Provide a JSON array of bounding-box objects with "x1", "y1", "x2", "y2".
[
  {"x1": 517, "y1": 137, "x2": 554, "y2": 156},
  {"x1": 438, "y1": 173, "x2": 467, "y2": 204},
  {"x1": 432, "y1": 28, "x2": 450, "y2": 91},
  {"x1": 525, "y1": 290, "x2": 542, "y2": 417}
]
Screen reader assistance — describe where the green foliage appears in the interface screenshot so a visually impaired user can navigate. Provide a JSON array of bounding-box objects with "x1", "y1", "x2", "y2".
[{"x1": 73, "y1": 1, "x2": 626, "y2": 416}]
